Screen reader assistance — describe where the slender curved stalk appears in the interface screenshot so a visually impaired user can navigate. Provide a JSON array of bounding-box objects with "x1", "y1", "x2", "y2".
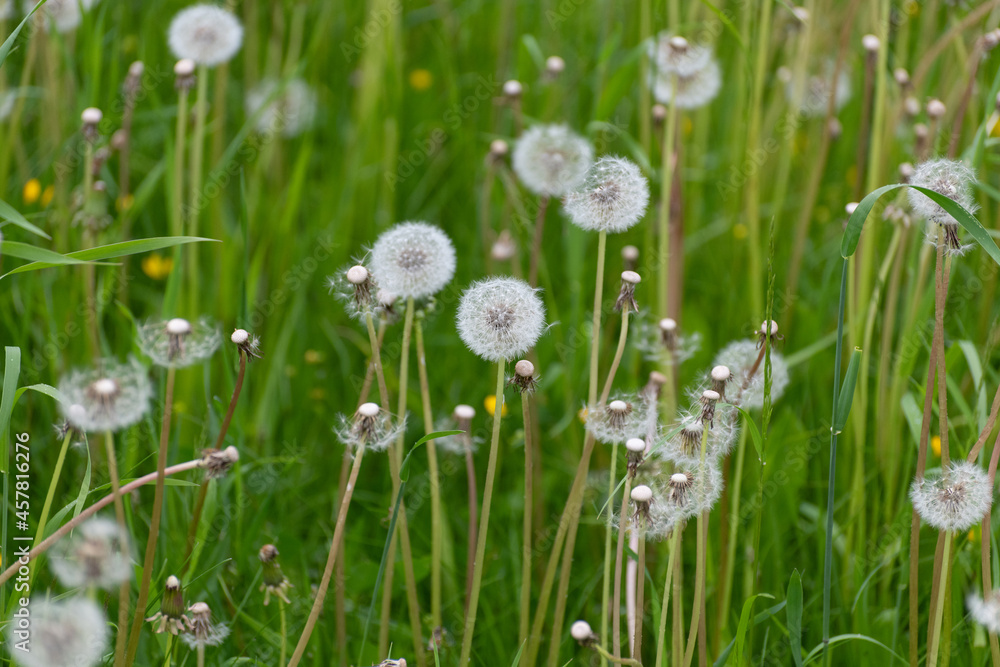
[
  {"x1": 928, "y1": 532, "x2": 953, "y2": 667},
  {"x1": 719, "y1": 427, "x2": 748, "y2": 632},
  {"x1": 981, "y1": 428, "x2": 1000, "y2": 666},
  {"x1": 520, "y1": 391, "x2": 534, "y2": 644},
  {"x1": 632, "y1": 519, "x2": 647, "y2": 661},
  {"x1": 459, "y1": 361, "x2": 507, "y2": 665},
  {"x1": 529, "y1": 196, "x2": 549, "y2": 287},
  {"x1": 171, "y1": 88, "x2": 189, "y2": 237},
  {"x1": 287, "y1": 440, "x2": 367, "y2": 667},
  {"x1": 197, "y1": 645, "x2": 205, "y2": 667},
  {"x1": 658, "y1": 95, "x2": 677, "y2": 318},
  {"x1": 601, "y1": 442, "x2": 620, "y2": 663},
  {"x1": 654, "y1": 527, "x2": 682, "y2": 667},
  {"x1": 683, "y1": 426, "x2": 711, "y2": 667},
  {"x1": 104, "y1": 431, "x2": 128, "y2": 667},
  {"x1": 591, "y1": 642, "x2": 643, "y2": 667},
  {"x1": 32, "y1": 431, "x2": 72, "y2": 552},
  {"x1": 613, "y1": 474, "x2": 635, "y2": 658},
  {"x1": 126, "y1": 367, "x2": 177, "y2": 664},
  {"x1": 414, "y1": 311, "x2": 443, "y2": 630},
  {"x1": 463, "y1": 426, "x2": 479, "y2": 612},
  {"x1": 187, "y1": 64, "x2": 209, "y2": 310}
]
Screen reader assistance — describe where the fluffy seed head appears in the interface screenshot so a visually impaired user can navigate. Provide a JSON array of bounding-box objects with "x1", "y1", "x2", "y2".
[
  {"x1": 58, "y1": 358, "x2": 152, "y2": 433},
  {"x1": 512, "y1": 124, "x2": 593, "y2": 197},
  {"x1": 183, "y1": 602, "x2": 230, "y2": 648},
  {"x1": 570, "y1": 620, "x2": 594, "y2": 642},
  {"x1": 7, "y1": 597, "x2": 109, "y2": 667},
  {"x1": 650, "y1": 32, "x2": 712, "y2": 77},
  {"x1": 713, "y1": 340, "x2": 790, "y2": 410},
  {"x1": 789, "y1": 65, "x2": 851, "y2": 117},
  {"x1": 910, "y1": 461, "x2": 993, "y2": 532},
  {"x1": 168, "y1": 4, "x2": 243, "y2": 67},
  {"x1": 335, "y1": 404, "x2": 404, "y2": 453},
  {"x1": 456, "y1": 277, "x2": 546, "y2": 362},
  {"x1": 907, "y1": 158, "x2": 977, "y2": 226},
  {"x1": 370, "y1": 222, "x2": 456, "y2": 299},
  {"x1": 51, "y1": 517, "x2": 131, "y2": 590},
  {"x1": 245, "y1": 77, "x2": 318, "y2": 138},
  {"x1": 651, "y1": 57, "x2": 722, "y2": 109},
  {"x1": 138, "y1": 316, "x2": 221, "y2": 368},
  {"x1": 585, "y1": 394, "x2": 652, "y2": 444},
  {"x1": 26, "y1": 0, "x2": 98, "y2": 33},
  {"x1": 564, "y1": 156, "x2": 650, "y2": 234},
  {"x1": 967, "y1": 591, "x2": 1000, "y2": 635}
]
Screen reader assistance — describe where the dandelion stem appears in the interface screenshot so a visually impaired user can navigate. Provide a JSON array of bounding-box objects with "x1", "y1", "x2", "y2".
[
  {"x1": 365, "y1": 311, "x2": 390, "y2": 409},
  {"x1": 459, "y1": 361, "x2": 507, "y2": 665},
  {"x1": 279, "y1": 600, "x2": 288, "y2": 667},
  {"x1": 591, "y1": 642, "x2": 643, "y2": 667},
  {"x1": 464, "y1": 426, "x2": 480, "y2": 614},
  {"x1": 520, "y1": 389, "x2": 534, "y2": 644},
  {"x1": 287, "y1": 440, "x2": 367, "y2": 667},
  {"x1": 654, "y1": 527, "x2": 682, "y2": 667},
  {"x1": 658, "y1": 95, "x2": 677, "y2": 319},
  {"x1": 613, "y1": 473, "x2": 635, "y2": 659},
  {"x1": 171, "y1": 87, "x2": 189, "y2": 238},
  {"x1": 197, "y1": 645, "x2": 205, "y2": 667},
  {"x1": 602, "y1": 441, "x2": 620, "y2": 663},
  {"x1": 163, "y1": 634, "x2": 174, "y2": 667},
  {"x1": 928, "y1": 531, "x2": 953, "y2": 667},
  {"x1": 719, "y1": 427, "x2": 749, "y2": 632},
  {"x1": 414, "y1": 310, "x2": 444, "y2": 630},
  {"x1": 104, "y1": 430, "x2": 129, "y2": 667},
  {"x1": 683, "y1": 426, "x2": 711, "y2": 667},
  {"x1": 632, "y1": 517, "x2": 647, "y2": 662},
  {"x1": 187, "y1": 64, "x2": 209, "y2": 310},
  {"x1": 126, "y1": 366, "x2": 177, "y2": 665},
  {"x1": 529, "y1": 196, "x2": 549, "y2": 287}
]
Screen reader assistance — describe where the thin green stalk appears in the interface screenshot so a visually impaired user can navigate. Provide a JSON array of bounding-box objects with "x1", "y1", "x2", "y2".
[
  {"x1": 187, "y1": 64, "x2": 209, "y2": 310},
  {"x1": 520, "y1": 392, "x2": 534, "y2": 645},
  {"x1": 632, "y1": 519, "x2": 647, "y2": 662},
  {"x1": 654, "y1": 527, "x2": 682, "y2": 667},
  {"x1": 171, "y1": 87, "x2": 189, "y2": 237},
  {"x1": 287, "y1": 439, "x2": 367, "y2": 667},
  {"x1": 105, "y1": 430, "x2": 128, "y2": 667},
  {"x1": 163, "y1": 634, "x2": 174, "y2": 667},
  {"x1": 126, "y1": 366, "x2": 177, "y2": 665},
  {"x1": 658, "y1": 95, "x2": 677, "y2": 319},
  {"x1": 365, "y1": 311, "x2": 390, "y2": 408},
  {"x1": 279, "y1": 600, "x2": 287, "y2": 667},
  {"x1": 414, "y1": 310, "x2": 443, "y2": 630},
  {"x1": 929, "y1": 532, "x2": 953, "y2": 667},
  {"x1": 32, "y1": 431, "x2": 72, "y2": 552},
  {"x1": 459, "y1": 361, "x2": 507, "y2": 665},
  {"x1": 683, "y1": 426, "x2": 711, "y2": 667},
  {"x1": 613, "y1": 473, "x2": 635, "y2": 659},
  {"x1": 197, "y1": 645, "x2": 205, "y2": 667},
  {"x1": 719, "y1": 427, "x2": 749, "y2": 632},
  {"x1": 601, "y1": 441, "x2": 620, "y2": 665},
  {"x1": 638, "y1": 0, "x2": 652, "y2": 154},
  {"x1": 591, "y1": 642, "x2": 643, "y2": 667}
]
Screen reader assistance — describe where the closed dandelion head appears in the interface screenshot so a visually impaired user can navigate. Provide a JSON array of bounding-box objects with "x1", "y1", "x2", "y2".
[
  {"x1": 434, "y1": 406, "x2": 481, "y2": 455},
  {"x1": 615, "y1": 270, "x2": 641, "y2": 312},
  {"x1": 58, "y1": 358, "x2": 152, "y2": 433},
  {"x1": 710, "y1": 364, "x2": 732, "y2": 398},
  {"x1": 457, "y1": 277, "x2": 546, "y2": 362},
  {"x1": 651, "y1": 57, "x2": 722, "y2": 109},
  {"x1": 585, "y1": 395, "x2": 650, "y2": 444},
  {"x1": 570, "y1": 620, "x2": 598, "y2": 646},
  {"x1": 910, "y1": 461, "x2": 993, "y2": 532},
  {"x1": 231, "y1": 328, "x2": 263, "y2": 360},
  {"x1": 200, "y1": 446, "x2": 240, "y2": 479},
  {"x1": 508, "y1": 359, "x2": 539, "y2": 394},
  {"x1": 146, "y1": 575, "x2": 190, "y2": 635},
  {"x1": 908, "y1": 159, "x2": 978, "y2": 249},
  {"x1": 329, "y1": 263, "x2": 382, "y2": 321},
  {"x1": 335, "y1": 403, "x2": 403, "y2": 453},
  {"x1": 713, "y1": 339, "x2": 790, "y2": 411},
  {"x1": 50, "y1": 517, "x2": 130, "y2": 590},
  {"x1": 138, "y1": 316, "x2": 221, "y2": 368},
  {"x1": 564, "y1": 156, "x2": 650, "y2": 234},
  {"x1": 259, "y1": 544, "x2": 293, "y2": 605},
  {"x1": 370, "y1": 222, "x2": 456, "y2": 299},
  {"x1": 246, "y1": 77, "x2": 317, "y2": 138},
  {"x1": 182, "y1": 602, "x2": 230, "y2": 648},
  {"x1": 7, "y1": 597, "x2": 108, "y2": 667},
  {"x1": 649, "y1": 32, "x2": 712, "y2": 77},
  {"x1": 967, "y1": 591, "x2": 1000, "y2": 635},
  {"x1": 512, "y1": 124, "x2": 593, "y2": 197},
  {"x1": 700, "y1": 389, "x2": 720, "y2": 425},
  {"x1": 26, "y1": 0, "x2": 97, "y2": 33},
  {"x1": 168, "y1": 4, "x2": 243, "y2": 67}
]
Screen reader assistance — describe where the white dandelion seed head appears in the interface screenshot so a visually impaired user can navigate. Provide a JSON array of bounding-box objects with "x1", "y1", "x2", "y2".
[
  {"x1": 25, "y1": 0, "x2": 98, "y2": 33},
  {"x1": 50, "y1": 517, "x2": 131, "y2": 590},
  {"x1": 8, "y1": 597, "x2": 108, "y2": 667},
  {"x1": 967, "y1": 591, "x2": 1000, "y2": 635},
  {"x1": 138, "y1": 316, "x2": 221, "y2": 368},
  {"x1": 58, "y1": 358, "x2": 152, "y2": 433},
  {"x1": 649, "y1": 462, "x2": 723, "y2": 536},
  {"x1": 790, "y1": 64, "x2": 851, "y2": 117},
  {"x1": 910, "y1": 461, "x2": 993, "y2": 532},
  {"x1": 907, "y1": 158, "x2": 978, "y2": 226},
  {"x1": 334, "y1": 404, "x2": 404, "y2": 453},
  {"x1": 369, "y1": 222, "x2": 456, "y2": 299},
  {"x1": 570, "y1": 620, "x2": 594, "y2": 642},
  {"x1": 245, "y1": 77, "x2": 318, "y2": 138},
  {"x1": 649, "y1": 32, "x2": 713, "y2": 77},
  {"x1": 713, "y1": 339, "x2": 790, "y2": 411},
  {"x1": 511, "y1": 124, "x2": 593, "y2": 197},
  {"x1": 456, "y1": 277, "x2": 546, "y2": 362},
  {"x1": 564, "y1": 156, "x2": 650, "y2": 234},
  {"x1": 329, "y1": 260, "x2": 384, "y2": 322},
  {"x1": 585, "y1": 393, "x2": 652, "y2": 444},
  {"x1": 433, "y1": 414, "x2": 481, "y2": 456},
  {"x1": 635, "y1": 314, "x2": 702, "y2": 364},
  {"x1": 651, "y1": 57, "x2": 722, "y2": 110},
  {"x1": 168, "y1": 4, "x2": 244, "y2": 67}
]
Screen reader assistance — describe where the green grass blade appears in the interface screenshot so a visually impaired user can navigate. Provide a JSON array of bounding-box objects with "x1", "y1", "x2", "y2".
[
  {"x1": 0, "y1": 0, "x2": 46, "y2": 71},
  {"x1": 0, "y1": 198, "x2": 49, "y2": 239},
  {"x1": 787, "y1": 570, "x2": 804, "y2": 667},
  {"x1": 833, "y1": 348, "x2": 862, "y2": 432},
  {"x1": 802, "y1": 634, "x2": 908, "y2": 666},
  {"x1": 0, "y1": 347, "x2": 21, "y2": 474},
  {"x1": 1, "y1": 240, "x2": 113, "y2": 266},
  {"x1": 2, "y1": 236, "x2": 219, "y2": 278},
  {"x1": 734, "y1": 593, "x2": 774, "y2": 663}
]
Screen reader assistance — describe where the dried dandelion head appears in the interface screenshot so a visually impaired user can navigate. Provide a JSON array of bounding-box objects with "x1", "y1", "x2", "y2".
[
  {"x1": 7, "y1": 597, "x2": 109, "y2": 667},
  {"x1": 259, "y1": 544, "x2": 293, "y2": 605},
  {"x1": 651, "y1": 57, "x2": 722, "y2": 110},
  {"x1": 585, "y1": 396, "x2": 651, "y2": 444},
  {"x1": 334, "y1": 402, "x2": 403, "y2": 453},
  {"x1": 967, "y1": 591, "x2": 1000, "y2": 635},
  {"x1": 182, "y1": 602, "x2": 230, "y2": 648},
  {"x1": 712, "y1": 339, "x2": 790, "y2": 411}
]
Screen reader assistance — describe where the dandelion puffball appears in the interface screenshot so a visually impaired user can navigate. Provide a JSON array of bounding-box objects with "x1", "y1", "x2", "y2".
[
  {"x1": 910, "y1": 461, "x2": 992, "y2": 532},
  {"x1": 967, "y1": 592, "x2": 1000, "y2": 635},
  {"x1": 713, "y1": 339, "x2": 790, "y2": 411},
  {"x1": 137, "y1": 316, "x2": 221, "y2": 368},
  {"x1": 58, "y1": 358, "x2": 152, "y2": 433},
  {"x1": 649, "y1": 32, "x2": 712, "y2": 77},
  {"x1": 564, "y1": 156, "x2": 650, "y2": 234},
  {"x1": 245, "y1": 78, "x2": 318, "y2": 138},
  {"x1": 512, "y1": 124, "x2": 593, "y2": 197},
  {"x1": 26, "y1": 0, "x2": 99, "y2": 34},
  {"x1": 651, "y1": 58, "x2": 722, "y2": 110},
  {"x1": 907, "y1": 158, "x2": 977, "y2": 226},
  {"x1": 457, "y1": 277, "x2": 546, "y2": 362},
  {"x1": 168, "y1": 4, "x2": 244, "y2": 67},
  {"x1": 370, "y1": 221, "x2": 456, "y2": 300},
  {"x1": 7, "y1": 597, "x2": 109, "y2": 667},
  {"x1": 50, "y1": 517, "x2": 131, "y2": 590}
]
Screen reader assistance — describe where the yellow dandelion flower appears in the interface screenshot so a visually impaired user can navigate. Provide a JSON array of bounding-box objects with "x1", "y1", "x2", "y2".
[
  {"x1": 304, "y1": 349, "x2": 323, "y2": 364},
  {"x1": 41, "y1": 185, "x2": 55, "y2": 207},
  {"x1": 141, "y1": 253, "x2": 174, "y2": 280},
  {"x1": 484, "y1": 394, "x2": 508, "y2": 417},
  {"x1": 23, "y1": 179, "x2": 41, "y2": 204},
  {"x1": 116, "y1": 194, "x2": 135, "y2": 212},
  {"x1": 578, "y1": 407, "x2": 588, "y2": 423},
  {"x1": 969, "y1": 525, "x2": 980, "y2": 543},
  {"x1": 409, "y1": 69, "x2": 433, "y2": 91},
  {"x1": 682, "y1": 117, "x2": 693, "y2": 136},
  {"x1": 931, "y1": 435, "x2": 941, "y2": 457},
  {"x1": 733, "y1": 223, "x2": 748, "y2": 240}
]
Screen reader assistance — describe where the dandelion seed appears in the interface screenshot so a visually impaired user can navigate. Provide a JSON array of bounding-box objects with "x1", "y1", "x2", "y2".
[
  {"x1": 58, "y1": 358, "x2": 152, "y2": 433},
  {"x1": 910, "y1": 461, "x2": 993, "y2": 532},
  {"x1": 907, "y1": 158, "x2": 978, "y2": 249},
  {"x1": 146, "y1": 575, "x2": 191, "y2": 635},
  {"x1": 967, "y1": 591, "x2": 1000, "y2": 635},
  {"x1": 334, "y1": 403, "x2": 404, "y2": 453},
  {"x1": 182, "y1": 602, "x2": 231, "y2": 648},
  {"x1": 259, "y1": 544, "x2": 294, "y2": 605},
  {"x1": 511, "y1": 124, "x2": 593, "y2": 197},
  {"x1": 137, "y1": 316, "x2": 221, "y2": 368},
  {"x1": 245, "y1": 77, "x2": 317, "y2": 138},
  {"x1": 651, "y1": 57, "x2": 722, "y2": 110},
  {"x1": 7, "y1": 597, "x2": 108, "y2": 667},
  {"x1": 168, "y1": 4, "x2": 243, "y2": 67},
  {"x1": 649, "y1": 33, "x2": 712, "y2": 77},
  {"x1": 50, "y1": 516, "x2": 131, "y2": 590},
  {"x1": 457, "y1": 277, "x2": 546, "y2": 362},
  {"x1": 564, "y1": 156, "x2": 650, "y2": 234},
  {"x1": 713, "y1": 339, "x2": 790, "y2": 411},
  {"x1": 369, "y1": 222, "x2": 456, "y2": 300},
  {"x1": 231, "y1": 328, "x2": 263, "y2": 360}
]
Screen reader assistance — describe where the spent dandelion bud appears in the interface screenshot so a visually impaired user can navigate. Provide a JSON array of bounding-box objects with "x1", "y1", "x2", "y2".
[
  {"x1": 631, "y1": 484, "x2": 654, "y2": 522},
  {"x1": 503, "y1": 79, "x2": 523, "y2": 98},
  {"x1": 138, "y1": 316, "x2": 221, "y2": 368},
  {"x1": 700, "y1": 389, "x2": 720, "y2": 425},
  {"x1": 6, "y1": 597, "x2": 108, "y2": 667},
  {"x1": 659, "y1": 317, "x2": 678, "y2": 349},
  {"x1": 614, "y1": 270, "x2": 641, "y2": 312},
  {"x1": 146, "y1": 575, "x2": 190, "y2": 635},
  {"x1": 894, "y1": 67, "x2": 910, "y2": 88},
  {"x1": 168, "y1": 4, "x2": 243, "y2": 67},
  {"x1": 862, "y1": 34, "x2": 880, "y2": 53},
  {"x1": 899, "y1": 162, "x2": 915, "y2": 182},
  {"x1": 58, "y1": 358, "x2": 152, "y2": 433},
  {"x1": 908, "y1": 159, "x2": 978, "y2": 249},
  {"x1": 329, "y1": 262, "x2": 381, "y2": 320},
  {"x1": 489, "y1": 138, "x2": 509, "y2": 160},
  {"x1": 710, "y1": 364, "x2": 733, "y2": 398},
  {"x1": 910, "y1": 461, "x2": 992, "y2": 532},
  {"x1": 713, "y1": 339, "x2": 790, "y2": 410},
  {"x1": 571, "y1": 620, "x2": 597, "y2": 645},
  {"x1": 827, "y1": 117, "x2": 842, "y2": 139},
  {"x1": 625, "y1": 437, "x2": 646, "y2": 476},
  {"x1": 644, "y1": 371, "x2": 668, "y2": 399},
  {"x1": 231, "y1": 328, "x2": 263, "y2": 360},
  {"x1": 81, "y1": 107, "x2": 101, "y2": 142},
  {"x1": 456, "y1": 277, "x2": 546, "y2": 362},
  {"x1": 491, "y1": 229, "x2": 517, "y2": 261},
  {"x1": 259, "y1": 544, "x2": 293, "y2": 605},
  {"x1": 370, "y1": 221, "x2": 456, "y2": 300},
  {"x1": 50, "y1": 517, "x2": 131, "y2": 590},
  {"x1": 967, "y1": 591, "x2": 1000, "y2": 634},
  {"x1": 927, "y1": 98, "x2": 946, "y2": 119},
  {"x1": 622, "y1": 244, "x2": 640, "y2": 269},
  {"x1": 335, "y1": 403, "x2": 403, "y2": 453},
  {"x1": 789, "y1": 65, "x2": 851, "y2": 117},
  {"x1": 174, "y1": 58, "x2": 196, "y2": 90},
  {"x1": 650, "y1": 32, "x2": 712, "y2": 77},
  {"x1": 512, "y1": 124, "x2": 593, "y2": 197},
  {"x1": 904, "y1": 96, "x2": 921, "y2": 118},
  {"x1": 509, "y1": 359, "x2": 539, "y2": 394},
  {"x1": 545, "y1": 55, "x2": 565, "y2": 75},
  {"x1": 201, "y1": 446, "x2": 240, "y2": 479},
  {"x1": 245, "y1": 78, "x2": 318, "y2": 138},
  {"x1": 564, "y1": 156, "x2": 650, "y2": 234},
  {"x1": 435, "y1": 405, "x2": 482, "y2": 455},
  {"x1": 182, "y1": 602, "x2": 230, "y2": 648},
  {"x1": 652, "y1": 103, "x2": 667, "y2": 124}
]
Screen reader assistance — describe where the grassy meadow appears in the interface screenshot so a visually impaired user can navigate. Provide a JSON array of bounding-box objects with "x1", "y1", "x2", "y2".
[{"x1": 2, "y1": 0, "x2": 1000, "y2": 666}]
